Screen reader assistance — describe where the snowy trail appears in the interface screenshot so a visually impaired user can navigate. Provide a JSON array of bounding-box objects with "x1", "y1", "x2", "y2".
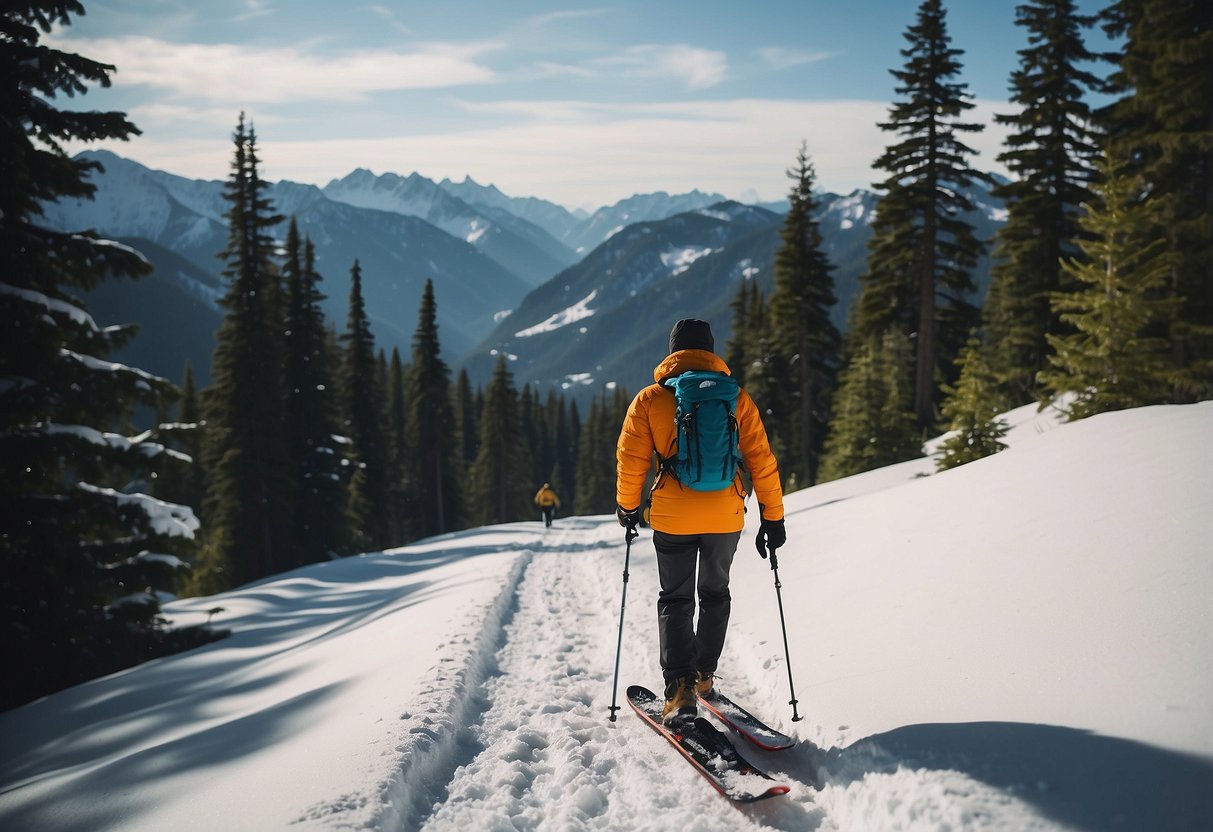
[{"x1": 401, "y1": 517, "x2": 826, "y2": 831}]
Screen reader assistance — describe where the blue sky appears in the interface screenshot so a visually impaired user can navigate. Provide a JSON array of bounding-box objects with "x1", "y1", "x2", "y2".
[{"x1": 54, "y1": 1, "x2": 1116, "y2": 210}]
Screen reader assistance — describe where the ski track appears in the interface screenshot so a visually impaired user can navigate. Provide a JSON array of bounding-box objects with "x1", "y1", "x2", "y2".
[{"x1": 398, "y1": 518, "x2": 824, "y2": 832}]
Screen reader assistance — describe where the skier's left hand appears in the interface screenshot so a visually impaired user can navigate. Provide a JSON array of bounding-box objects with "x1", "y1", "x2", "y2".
[
  {"x1": 756, "y1": 517, "x2": 786, "y2": 558},
  {"x1": 616, "y1": 504, "x2": 641, "y2": 530}
]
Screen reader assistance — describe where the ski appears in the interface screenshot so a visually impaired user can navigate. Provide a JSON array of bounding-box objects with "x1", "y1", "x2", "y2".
[
  {"x1": 698, "y1": 690, "x2": 796, "y2": 751},
  {"x1": 626, "y1": 685, "x2": 790, "y2": 803}
]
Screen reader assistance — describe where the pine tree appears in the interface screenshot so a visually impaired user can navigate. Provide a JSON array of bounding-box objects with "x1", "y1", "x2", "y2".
[
  {"x1": 469, "y1": 356, "x2": 532, "y2": 525},
  {"x1": 405, "y1": 279, "x2": 461, "y2": 537},
  {"x1": 575, "y1": 387, "x2": 630, "y2": 516},
  {"x1": 386, "y1": 347, "x2": 409, "y2": 541},
  {"x1": 725, "y1": 280, "x2": 751, "y2": 387},
  {"x1": 546, "y1": 389, "x2": 576, "y2": 501},
  {"x1": 852, "y1": 0, "x2": 991, "y2": 430},
  {"x1": 574, "y1": 392, "x2": 607, "y2": 516},
  {"x1": 520, "y1": 384, "x2": 542, "y2": 489},
  {"x1": 1038, "y1": 150, "x2": 1178, "y2": 419},
  {"x1": 981, "y1": 0, "x2": 1106, "y2": 406},
  {"x1": 935, "y1": 335, "x2": 1010, "y2": 471},
  {"x1": 767, "y1": 143, "x2": 841, "y2": 487},
  {"x1": 1103, "y1": 0, "x2": 1213, "y2": 400},
  {"x1": 1, "y1": 2, "x2": 212, "y2": 709},
  {"x1": 453, "y1": 367, "x2": 480, "y2": 521},
  {"x1": 153, "y1": 361, "x2": 208, "y2": 561},
  {"x1": 339, "y1": 260, "x2": 392, "y2": 550},
  {"x1": 820, "y1": 331, "x2": 921, "y2": 481},
  {"x1": 282, "y1": 225, "x2": 345, "y2": 563},
  {"x1": 176, "y1": 362, "x2": 208, "y2": 513},
  {"x1": 191, "y1": 115, "x2": 292, "y2": 592}
]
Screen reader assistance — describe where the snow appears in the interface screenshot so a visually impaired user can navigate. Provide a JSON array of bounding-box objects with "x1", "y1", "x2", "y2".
[
  {"x1": 513, "y1": 290, "x2": 597, "y2": 338},
  {"x1": 562, "y1": 372, "x2": 595, "y2": 389},
  {"x1": 0, "y1": 281, "x2": 99, "y2": 330},
  {"x1": 60, "y1": 348, "x2": 168, "y2": 389},
  {"x1": 2, "y1": 402, "x2": 1211, "y2": 831},
  {"x1": 76, "y1": 482, "x2": 201, "y2": 539},
  {"x1": 735, "y1": 258, "x2": 761, "y2": 281},
  {"x1": 660, "y1": 245, "x2": 716, "y2": 276},
  {"x1": 39, "y1": 422, "x2": 191, "y2": 463}
]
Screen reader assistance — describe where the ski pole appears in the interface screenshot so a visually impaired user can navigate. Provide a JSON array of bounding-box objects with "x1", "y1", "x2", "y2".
[
  {"x1": 766, "y1": 542, "x2": 802, "y2": 722},
  {"x1": 607, "y1": 524, "x2": 639, "y2": 722}
]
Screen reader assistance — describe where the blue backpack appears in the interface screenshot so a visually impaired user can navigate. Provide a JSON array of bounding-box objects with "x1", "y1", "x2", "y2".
[{"x1": 661, "y1": 370, "x2": 743, "y2": 491}]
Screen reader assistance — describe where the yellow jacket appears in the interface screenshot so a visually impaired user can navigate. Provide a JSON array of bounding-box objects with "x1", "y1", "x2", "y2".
[
  {"x1": 534, "y1": 486, "x2": 560, "y2": 508},
  {"x1": 615, "y1": 349, "x2": 784, "y2": 535}
]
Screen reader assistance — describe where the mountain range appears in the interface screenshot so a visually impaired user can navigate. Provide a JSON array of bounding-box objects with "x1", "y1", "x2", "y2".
[{"x1": 45, "y1": 151, "x2": 1006, "y2": 398}]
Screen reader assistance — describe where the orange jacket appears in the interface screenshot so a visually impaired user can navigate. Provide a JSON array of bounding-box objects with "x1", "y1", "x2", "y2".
[
  {"x1": 615, "y1": 349, "x2": 784, "y2": 535},
  {"x1": 534, "y1": 486, "x2": 560, "y2": 508}
]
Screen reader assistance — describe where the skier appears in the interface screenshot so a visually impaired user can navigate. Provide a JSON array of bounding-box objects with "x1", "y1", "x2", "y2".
[
  {"x1": 533, "y1": 482, "x2": 560, "y2": 528},
  {"x1": 615, "y1": 318, "x2": 785, "y2": 723}
]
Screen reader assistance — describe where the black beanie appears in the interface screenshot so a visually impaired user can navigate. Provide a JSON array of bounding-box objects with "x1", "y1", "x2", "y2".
[{"x1": 668, "y1": 318, "x2": 714, "y2": 354}]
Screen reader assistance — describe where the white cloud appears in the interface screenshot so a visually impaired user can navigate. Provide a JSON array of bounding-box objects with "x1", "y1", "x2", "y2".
[
  {"x1": 596, "y1": 44, "x2": 728, "y2": 90},
  {"x1": 756, "y1": 46, "x2": 835, "y2": 70},
  {"x1": 231, "y1": 0, "x2": 274, "y2": 23},
  {"x1": 365, "y1": 4, "x2": 413, "y2": 35},
  {"x1": 48, "y1": 35, "x2": 499, "y2": 103},
  {"x1": 75, "y1": 97, "x2": 1014, "y2": 211}
]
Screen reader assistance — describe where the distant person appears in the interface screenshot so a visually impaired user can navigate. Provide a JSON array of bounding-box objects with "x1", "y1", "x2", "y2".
[
  {"x1": 534, "y1": 483, "x2": 560, "y2": 528},
  {"x1": 615, "y1": 318, "x2": 785, "y2": 723}
]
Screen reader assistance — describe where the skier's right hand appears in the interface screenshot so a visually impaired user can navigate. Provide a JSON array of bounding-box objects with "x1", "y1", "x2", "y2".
[{"x1": 616, "y1": 505, "x2": 641, "y2": 530}]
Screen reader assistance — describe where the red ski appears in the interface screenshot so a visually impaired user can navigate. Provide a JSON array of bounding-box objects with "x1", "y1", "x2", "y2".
[
  {"x1": 698, "y1": 690, "x2": 796, "y2": 751},
  {"x1": 627, "y1": 685, "x2": 790, "y2": 803}
]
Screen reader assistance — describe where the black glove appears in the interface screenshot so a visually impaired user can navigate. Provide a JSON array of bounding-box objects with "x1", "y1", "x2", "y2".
[
  {"x1": 616, "y1": 505, "x2": 641, "y2": 529},
  {"x1": 755, "y1": 517, "x2": 786, "y2": 557}
]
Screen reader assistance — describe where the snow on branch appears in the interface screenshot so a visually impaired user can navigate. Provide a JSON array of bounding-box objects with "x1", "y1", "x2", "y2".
[
  {"x1": 39, "y1": 422, "x2": 192, "y2": 463},
  {"x1": 59, "y1": 348, "x2": 170, "y2": 391},
  {"x1": 0, "y1": 281, "x2": 99, "y2": 330},
  {"x1": 77, "y1": 482, "x2": 200, "y2": 539},
  {"x1": 103, "y1": 550, "x2": 191, "y2": 571},
  {"x1": 71, "y1": 235, "x2": 152, "y2": 267}
]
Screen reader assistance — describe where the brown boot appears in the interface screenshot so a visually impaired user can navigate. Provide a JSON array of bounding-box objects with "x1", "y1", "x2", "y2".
[
  {"x1": 661, "y1": 675, "x2": 698, "y2": 724},
  {"x1": 695, "y1": 671, "x2": 717, "y2": 700}
]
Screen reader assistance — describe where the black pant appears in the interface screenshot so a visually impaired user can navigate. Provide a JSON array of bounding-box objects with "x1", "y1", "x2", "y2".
[
  {"x1": 540, "y1": 506, "x2": 555, "y2": 527},
  {"x1": 653, "y1": 530, "x2": 740, "y2": 686}
]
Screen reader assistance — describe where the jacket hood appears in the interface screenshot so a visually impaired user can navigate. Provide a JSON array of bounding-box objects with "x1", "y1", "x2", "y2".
[{"x1": 653, "y1": 349, "x2": 731, "y2": 384}]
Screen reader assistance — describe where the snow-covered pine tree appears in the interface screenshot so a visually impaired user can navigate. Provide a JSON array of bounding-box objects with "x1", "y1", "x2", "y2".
[
  {"x1": 767, "y1": 143, "x2": 840, "y2": 488},
  {"x1": 979, "y1": 0, "x2": 1106, "y2": 408},
  {"x1": 406, "y1": 279, "x2": 461, "y2": 537},
  {"x1": 851, "y1": 0, "x2": 991, "y2": 430},
  {"x1": 935, "y1": 335, "x2": 1010, "y2": 471},
  {"x1": 192, "y1": 116, "x2": 292, "y2": 593},
  {"x1": 282, "y1": 223, "x2": 346, "y2": 564},
  {"x1": 1038, "y1": 150, "x2": 1179, "y2": 419},
  {"x1": 340, "y1": 260, "x2": 392, "y2": 551},
  {"x1": 0, "y1": 1, "x2": 212, "y2": 710},
  {"x1": 1103, "y1": 0, "x2": 1213, "y2": 401}
]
